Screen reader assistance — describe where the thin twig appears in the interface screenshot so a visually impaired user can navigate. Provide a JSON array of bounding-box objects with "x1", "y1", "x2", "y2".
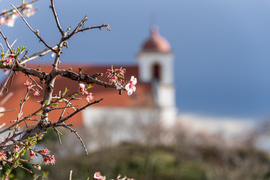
[
  {"x1": 10, "y1": 4, "x2": 56, "y2": 52},
  {"x1": 62, "y1": 124, "x2": 88, "y2": 155},
  {"x1": 58, "y1": 96, "x2": 75, "y2": 121},
  {"x1": 20, "y1": 48, "x2": 52, "y2": 64},
  {"x1": 50, "y1": 0, "x2": 64, "y2": 36},
  {"x1": 0, "y1": 108, "x2": 16, "y2": 114},
  {"x1": 27, "y1": 74, "x2": 43, "y2": 89},
  {"x1": 53, "y1": 127, "x2": 62, "y2": 145},
  {"x1": 62, "y1": 15, "x2": 88, "y2": 41},
  {"x1": 0, "y1": 70, "x2": 13, "y2": 95},
  {"x1": 56, "y1": 98, "x2": 104, "y2": 124},
  {"x1": 0, "y1": 30, "x2": 13, "y2": 55},
  {"x1": 78, "y1": 24, "x2": 111, "y2": 33},
  {"x1": 49, "y1": 105, "x2": 79, "y2": 111}
]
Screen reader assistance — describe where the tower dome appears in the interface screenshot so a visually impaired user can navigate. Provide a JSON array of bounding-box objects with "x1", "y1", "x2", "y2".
[{"x1": 141, "y1": 27, "x2": 171, "y2": 53}]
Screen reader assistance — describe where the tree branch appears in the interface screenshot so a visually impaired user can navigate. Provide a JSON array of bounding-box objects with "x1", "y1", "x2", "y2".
[{"x1": 50, "y1": 0, "x2": 64, "y2": 37}]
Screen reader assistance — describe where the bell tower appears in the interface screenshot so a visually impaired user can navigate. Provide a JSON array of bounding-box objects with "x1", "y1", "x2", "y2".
[{"x1": 137, "y1": 26, "x2": 177, "y2": 125}]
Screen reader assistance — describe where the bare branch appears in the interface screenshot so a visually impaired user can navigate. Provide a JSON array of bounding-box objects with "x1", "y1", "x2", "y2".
[
  {"x1": 53, "y1": 127, "x2": 62, "y2": 145},
  {"x1": 56, "y1": 69, "x2": 117, "y2": 89},
  {"x1": 27, "y1": 74, "x2": 43, "y2": 90},
  {"x1": 20, "y1": 48, "x2": 52, "y2": 64},
  {"x1": 62, "y1": 124, "x2": 88, "y2": 155},
  {"x1": 0, "y1": 30, "x2": 13, "y2": 54},
  {"x1": 78, "y1": 23, "x2": 111, "y2": 33},
  {"x1": 50, "y1": 0, "x2": 64, "y2": 36},
  {"x1": 62, "y1": 15, "x2": 88, "y2": 41},
  {"x1": 10, "y1": 4, "x2": 56, "y2": 53},
  {"x1": 56, "y1": 98, "x2": 104, "y2": 124}
]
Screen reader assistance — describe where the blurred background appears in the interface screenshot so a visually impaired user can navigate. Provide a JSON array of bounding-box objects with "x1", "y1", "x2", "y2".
[{"x1": 1, "y1": 0, "x2": 270, "y2": 179}]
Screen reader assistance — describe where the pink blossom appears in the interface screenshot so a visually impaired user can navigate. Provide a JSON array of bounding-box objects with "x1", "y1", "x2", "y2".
[
  {"x1": 4, "y1": 58, "x2": 13, "y2": 66},
  {"x1": 79, "y1": 83, "x2": 86, "y2": 94},
  {"x1": 36, "y1": 165, "x2": 41, "y2": 170},
  {"x1": 85, "y1": 92, "x2": 94, "y2": 103},
  {"x1": 33, "y1": 88, "x2": 40, "y2": 96},
  {"x1": 117, "y1": 67, "x2": 126, "y2": 75},
  {"x1": 41, "y1": 148, "x2": 50, "y2": 155},
  {"x1": 118, "y1": 79, "x2": 125, "y2": 87},
  {"x1": 30, "y1": 150, "x2": 36, "y2": 159},
  {"x1": 11, "y1": 10, "x2": 19, "y2": 19},
  {"x1": 49, "y1": 155, "x2": 55, "y2": 164},
  {"x1": 94, "y1": 172, "x2": 106, "y2": 180},
  {"x1": 0, "y1": 17, "x2": 5, "y2": 26},
  {"x1": 109, "y1": 76, "x2": 117, "y2": 84},
  {"x1": 106, "y1": 69, "x2": 113, "y2": 77},
  {"x1": 22, "y1": 4, "x2": 35, "y2": 17},
  {"x1": 125, "y1": 76, "x2": 137, "y2": 95},
  {"x1": 43, "y1": 155, "x2": 55, "y2": 165},
  {"x1": 24, "y1": 80, "x2": 32, "y2": 88},
  {"x1": 5, "y1": 17, "x2": 15, "y2": 27},
  {"x1": 43, "y1": 157, "x2": 50, "y2": 165},
  {"x1": 14, "y1": 144, "x2": 19, "y2": 151},
  {"x1": 0, "y1": 151, "x2": 6, "y2": 160}
]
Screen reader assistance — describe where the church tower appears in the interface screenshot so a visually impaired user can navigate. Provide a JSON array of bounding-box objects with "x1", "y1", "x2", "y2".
[{"x1": 137, "y1": 27, "x2": 177, "y2": 125}]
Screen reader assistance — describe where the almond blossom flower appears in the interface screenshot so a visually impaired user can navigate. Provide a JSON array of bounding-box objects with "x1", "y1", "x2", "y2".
[
  {"x1": 0, "y1": 17, "x2": 5, "y2": 25},
  {"x1": 125, "y1": 76, "x2": 137, "y2": 95},
  {"x1": 106, "y1": 69, "x2": 113, "y2": 78},
  {"x1": 33, "y1": 88, "x2": 40, "y2": 96},
  {"x1": 85, "y1": 92, "x2": 94, "y2": 103},
  {"x1": 4, "y1": 57, "x2": 13, "y2": 66},
  {"x1": 94, "y1": 172, "x2": 106, "y2": 180},
  {"x1": 22, "y1": 4, "x2": 35, "y2": 17},
  {"x1": 43, "y1": 157, "x2": 50, "y2": 165},
  {"x1": 41, "y1": 148, "x2": 50, "y2": 155},
  {"x1": 43, "y1": 155, "x2": 55, "y2": 165},
  {"x1": 5, "y1": 17, "x2": 15, "y2": 27},
  {"x1": 79, "y1": 83, "x2": 86, "y2": 94},
  {"x1": 0, "y1": 151, "x2": 6, "y2": 160},
  {"x1": 11, "y1": 10, "x2": 19, "y2": 19},
  {"x1": 117, "y1": 67, "x2": 126, "y2": 75},
  {"x1": 49, "y1": 155, "x2": 55, "y2": 164},
  {"x1": 109, "y1": 76, "x2": 117, "y2": 84},
  {"x1": 24, "y1": 80, "x2": 32, "y2": 88},
  {"x1": 30, "y1": 150, "x2": 36, "y2": 159},
  {"x1": 14, "y1": 144, "x2": 19, "y2": 151},
  {"x1": 118, "y1": 79, "x2": 125, "y2": 87}
]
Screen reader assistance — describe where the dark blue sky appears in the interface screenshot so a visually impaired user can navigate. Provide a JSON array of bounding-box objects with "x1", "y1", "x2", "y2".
[{"x1": 1, "y1": 0, "x2": 270, "y2": 120}]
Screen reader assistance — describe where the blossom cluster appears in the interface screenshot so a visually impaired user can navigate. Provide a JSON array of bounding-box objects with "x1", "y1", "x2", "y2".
[
  {"x1": 79, "y1": 83, "x2": 94, "y2": 103},
  {"x1": 1, "y1": 53, "x2": 14, "y2": 67},
  {"x1": 24, "y1": 80, "x2": 40, "y2": 96},
  {"x1": 0, "y1": 4, "x2": 35, "y2": 27},
  {"x1": 106, "y1": 66, "x2": 137, "y2": 95},
  {"x1": 30, "y1": 147, "x2": 55, "y2": 166}
]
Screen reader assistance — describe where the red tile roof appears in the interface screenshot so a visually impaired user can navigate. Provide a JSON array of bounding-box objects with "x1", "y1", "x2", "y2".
[{"x1": 0, "y1": 64, "x2": 154, "y2": 127}]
